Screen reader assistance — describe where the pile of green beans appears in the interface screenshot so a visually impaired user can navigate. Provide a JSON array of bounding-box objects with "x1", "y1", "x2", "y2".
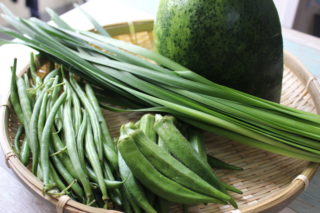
[
  {"x1": 10, "y1": 56, "x2": 121, "y2": 208},
  {"x1": 10, "y1": 56, "x2": 243, "y2": 211},
  {"x1": 118, "y1": 114, "x2": 243, "y2": 212}
]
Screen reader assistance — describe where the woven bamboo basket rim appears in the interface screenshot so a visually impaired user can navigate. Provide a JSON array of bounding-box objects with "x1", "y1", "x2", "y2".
[{"x1": 1, "y1": 19, "x2": 320, "y2": 213}]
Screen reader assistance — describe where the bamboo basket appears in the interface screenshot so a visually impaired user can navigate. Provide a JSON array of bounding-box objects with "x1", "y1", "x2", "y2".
[{"x1": 1, "y1": 20, "x2": 320, "y2": 213}]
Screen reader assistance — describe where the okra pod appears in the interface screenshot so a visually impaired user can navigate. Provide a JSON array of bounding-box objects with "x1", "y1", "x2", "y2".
[{"x1": 118, "y1": 134, "x2": 226, "y2": 204}]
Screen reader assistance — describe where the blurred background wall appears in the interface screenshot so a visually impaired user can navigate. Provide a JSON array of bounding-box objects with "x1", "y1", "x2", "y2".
[
  {"x1": 0, "y1": 0, "x2": 80, "y2": 25},
  {"x1": 1, "y1": 0, "x2": 320, "y2": 38},
  {"x1": 294, "y1": 0, "x2": 320, "y2": 36}
]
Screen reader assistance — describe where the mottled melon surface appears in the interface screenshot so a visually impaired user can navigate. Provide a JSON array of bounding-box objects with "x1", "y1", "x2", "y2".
[{"x1": 155, "y1": 0, "x2": 283, "y2": 102}]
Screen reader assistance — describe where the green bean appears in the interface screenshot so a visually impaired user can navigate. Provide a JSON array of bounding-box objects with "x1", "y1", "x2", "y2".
[
  {"x1": 14, "y1": 125, "x2": 23, "y2": 156},
  {"x1": 70, "y1": 76, "x2": 103, "y2": 161},
  {"x1": 77, "y1": 110, "x2": 88, "y2": 173},
  {"x1": 49, "y1": 145, "x2": 85, "y2": 200},
  {"x1": 29, "y1": 78, "x2": 56, "y2": 173},
  {"x1": 118, "y1": 151, "x2": 156, "y2": 213},
  {"x1": 36, "y1": 165, "x2": 55, "y2": 189},
  {"x1": 105, "y1": 180, "x2": 123, "y2": 190},
  {"x1": 63, "y1": 91, "x2": 93, "y2": 203},
  {"x1": 85, "y1": 84, "x2": 115, "y2": 151},
  {"x1": 30, "y1": 92, "x2": 49, "y2": 174},
  {"x1": 54, "y1": 107, "x2": 63, "y2": 134},
  {"x1": 50, "y1": 146, "x2": 67, "y2": 156},
  {"x1": 103, "y1": 161, "x2": 115, "y2": 181},
  {"x1": 49, "y1": 163, "x2": 66, "y2": 192},
  {"x1": 37, "y1": 165, "x2": 44, "y2": 180},
  {"x1": 23, "y1": 73, "x2": 36, "y2": 105},
  {"x1": 85, "y1": 120, "x2": 108, "y2": 201},
  {"x1": 37, "y1": 92, "x2": 49, "y2": 140},
  {"x1": 17, "y1": 77, "x2": 33, "y2": 166},
  {"x1": 29, "y1": 52, "x2": 42, "y2": 86},
  {"x1": 87, "y1": 166, "x2": 124, "y2": 189},
  {"x1": 23, "y1": 73, "x2": 30, "y2": 88},
  {"x1": 103, "y1": 144, "x2": 118, "y2": 171},
  {"x1": 51, "y1": 131, "x2": 77, "y2": 178},
  {"x1": 10, "y1": 59, "x2": 24, "y2": 123},
  {"x1": 100, "y1": 163, "x2": 123, "y2": 207},
  {"x1": 43, "y1": 69, "x2": 58, "y2": 83},
  {"x1": 29, "y1": 53, "x2": 37, "y2": 79},
  {"x1": 17, "y1": 77, "x2": 32, "y2": 123},
  {"x1": 48, "y1": 76, "x2": 61, "y2": 108},
  {"x1": 72, "y1": 90, "x2": 82, "y2": 131},
  {"x1": 20, "y1": 137, "x2": 30, "y2": 166},
  {"x1": 41, "y1": 91, "x2": 66, "y2": 192},
  {"x1": 118, "y1": 135, "x2": 225, "y2": 205},
  {"x1": 42, "y1": 73, "x2": 61, "y2": 117}
]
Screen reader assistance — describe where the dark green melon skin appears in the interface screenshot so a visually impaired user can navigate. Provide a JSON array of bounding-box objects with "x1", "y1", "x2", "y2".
[{"x1": 155, "y1": 0, "x2": 283, "y2": 102}]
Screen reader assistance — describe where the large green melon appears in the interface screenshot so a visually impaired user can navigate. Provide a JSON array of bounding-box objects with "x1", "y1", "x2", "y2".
[{"x1": 154, "y1": 0, "x2": 283, "y2": 102}]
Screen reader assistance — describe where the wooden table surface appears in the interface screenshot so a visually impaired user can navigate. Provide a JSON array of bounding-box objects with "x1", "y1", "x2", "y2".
[{"x1": 0, "y1": 0, "x2": 319, "y2": 212}]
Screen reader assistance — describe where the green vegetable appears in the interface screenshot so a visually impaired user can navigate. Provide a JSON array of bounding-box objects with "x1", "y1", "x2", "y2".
[
  {"x1": 118, "y1": 151, "x2": 156, "y2": 213},
  {"x1": 37, "y1": 89, "x2": 49, "y2": 140},
  {"x1": 207, "y1": 155, "x2": 243, "y2": 171},
  {"x1": 49, "y1": 163, "x2": 67, "y2": 193},
  {"x1": 51, "y1": 130, "x2": 77, "y2": 178},
  {"x1": 2, "y1": 8, "x2": 318, "y2": 165},
  {"x1": 3, "y1": 6, "x2": 320, "y2": 209},
  {"x1": 87, "y1": 166, "x2": 124, "y2": 189},
  {"x1": 43, "y1": 69, "x2": 58, "y2": 83},
  {"x1": 85, "y1": 83, "x2": 117, "y2": 168},
  {"x1": 14, "y1": 125, "x2": 23, "y2": 156},
  {"x1": 154, "y1": 0, "x2": 283, "y2": 102},
  {"x1": 77, "y1": 110, "x2": 88, "y2": 173},
  {"x1": 188, "y1": 128, "x2": 207, "y2": 162},
  {"x1": 128, "y1": 127, "x2": 230, "y2": 202},
  {"x1": 10, "y1": 58, "x2": 24, "y2": 123},
  {"x1": 85, "y1": 119, "x2": 108, "y2": 202},
  {"x1": 20, "y1": 137, "x2": 30, "y2": 166},
  {"x1": 139, "y1": 114, "x2": 156, "y2": 142},
  {"x1": 30, "y1": 91, "x2": 48, "y2": 174},
  {"x1": 70, "y1": 76, "x2": 103, "y2": 161},
  {"x1": 72, "y1": 89, "x2": 82, "y2": 131},
  {"x1": 17, "y1": 76, "x2": 32, "y2": 130},
  {"x1": 155, "y1": 116, "x2": 226, "y2": 192},
  {"x1": 118, "y1": 133, "x2": 226, "y2": 205},
  {"x1": 2, "y1": 13, "x2": 317, "y2": 164},
  {"x1": 41, "y1": 91, "x2": 67, "y2": 192},
  {"x1": 63, "y1": 85, "x2": 93, "y2": 203},
  {"x1": 49, "y1": 145, "x2": 85, "y2": 199}
]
